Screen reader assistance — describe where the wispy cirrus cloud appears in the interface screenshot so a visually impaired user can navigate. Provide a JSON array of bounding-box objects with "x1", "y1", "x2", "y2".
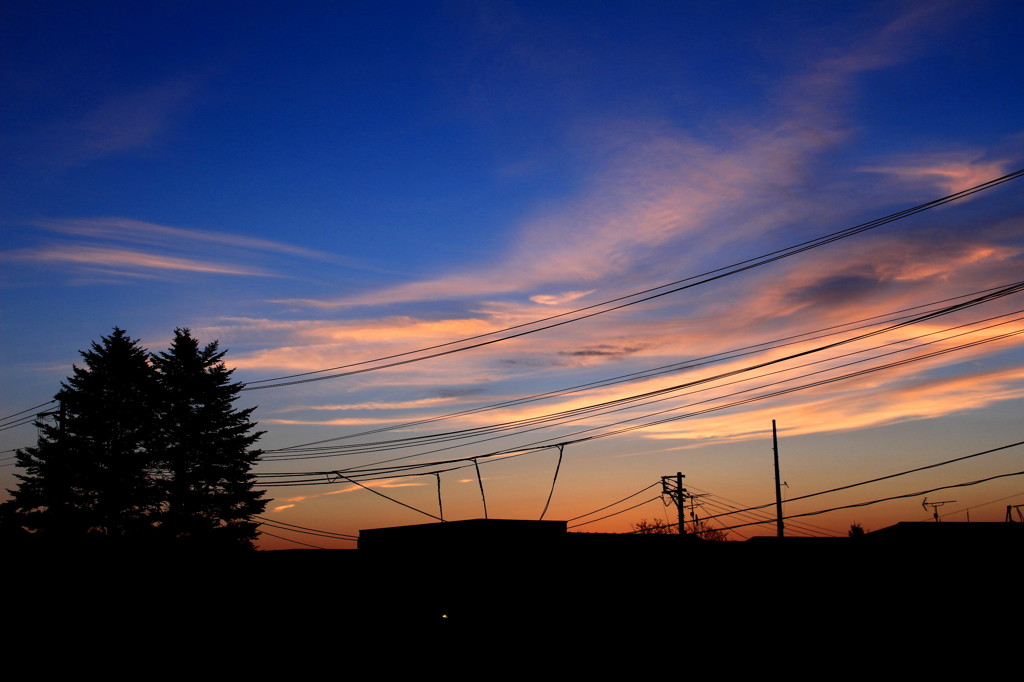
[
  {"x1": 208, "y1": 4, "x2": 1024, "y2": 459},
  {"x1": 34, "y1": 78, "x2": 200, "y2": 167},
  {"x1": 859, "y1": 153, "x2": 1011, "y2": 194},
  {"x1": 3, "y1": 245, "x2": 272, "y2": 277},
  {"x1": 530, "y1": 290, "x2": 595, "y2": 306},
  {"x1": 272, "y1": 4, "x2": 998, "y2": 313},
  {"x1": 36, "y1": 217, "x2": 335, "y2": 262},
  {"x1": 641, "y1": 362, "x2": 1024, "y2": 447},
  {"x1": 222, "y1": 225, "x2": 1023, "y2": 381},
  {"x1": 6, "y1": 216, "x2": 360, "y2": 282}
]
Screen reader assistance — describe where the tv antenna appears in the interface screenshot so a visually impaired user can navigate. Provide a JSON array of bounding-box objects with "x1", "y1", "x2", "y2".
[{"x1": 922, "y1": 497, "x2": 956, "y2": 522}]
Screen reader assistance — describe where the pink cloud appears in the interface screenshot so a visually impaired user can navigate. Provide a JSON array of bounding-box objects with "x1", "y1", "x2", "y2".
[
  {"x1": 271, "y1": 6, "x2": 982, "y2": 313},
  {"x1": 860, "y1": 154, "x2": 1011, "y2": 194},
  {"x1": 36, "y1": 217, "x2": 334, "y2": 262},
  {"x1": 5, "y1": 245, "x2": 273, "y2": 277},
  {"x1": 218, "y1": 227, "x2": 1024, "y2": 424},
  {"x1": 35, "y1": 78, "x2": 200, "y2": 166},
  {"x1": 9, "y1": 217, "x2": 373, "y2": 284}
]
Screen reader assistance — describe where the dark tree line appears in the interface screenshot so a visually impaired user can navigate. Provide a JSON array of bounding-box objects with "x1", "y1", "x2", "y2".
[{"x1": 3, "y1": 328, "x2": 266, "y2": 551}]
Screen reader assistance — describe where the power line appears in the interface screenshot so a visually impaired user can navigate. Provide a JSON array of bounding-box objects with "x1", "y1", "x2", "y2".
[
  {"x1": 555, "y1": 326, "x2": 1024, "y2": 450},
  {"x1": 335, "y1": 473, "x2": 442, "y2": 521},
  {"x1": 696, "y1": 496, "x2": 822, "y2": 538},
  {"x1": 567, "y1": 495, "x2": 664, "y2": 528},
  {"x1": 260, "y1": 528, "x2": 327, "y2": 548},
  {"x1": 702, "y1": 439, "x2": 1024, "y2": 522},
  {"x1": 269, "y1": 315, "x2": 1023, "y2": 470},
  {"x1": 566, "y1": 481, "x2": 662, "y2": 522},
  {"x1": 241, "y1": 169, "x2": 1024, "y2": 391},
  {"x1": 253, "y1": 325, "x2": 1024, "y2": 488},
  {"x1": 260, "y1": 285, "x2": 1024, "y2": 467},
  {"x1": 686, "y1": 484, "x2": 845, "y2": 537},
  {"x1": 266, "y1": 281, "x2": 1022, "y2": 455},
  {"x1": 254, "y1": 515, "x2": 358, "y2": 540},
  {"x1": 938, "y1": 490, "x2": 1024, "y2": 519},
  {"x1": 0, "y1": 400, "x2": 55, "y2": 426},
  {"x1": 0, "y1": 415, "x2": 48, "y2": 434},
  {"x1": 258, "y1": 522, "x2": 357, "y2": 542},
  {"x1": 717, "y1": 469, "x2": 1024, "y2": 531}
]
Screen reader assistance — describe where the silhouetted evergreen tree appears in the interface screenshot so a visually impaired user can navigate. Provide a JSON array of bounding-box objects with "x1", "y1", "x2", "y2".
[
  {"x1": 8, "y1": 328, "x2": 160, "y2": 544},
  {"x1": 151, "y1": 328, "x2": 266, "y2": 550}
]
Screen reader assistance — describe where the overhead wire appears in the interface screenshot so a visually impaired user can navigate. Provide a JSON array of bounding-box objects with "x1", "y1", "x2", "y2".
[
  {"x1": 258, "y1": 531, "x2": 326, "y2": 549},
  {"x1": 0, "y1": 415, "x2": 49, "y2": 434},
  {"x1": 552, "y1": 325, "x2": 1024, "y2": 451},
  {"x1": 0, "y1": 400, "x2": 56, "y2": 426},
  {"x1": 538, "y1": 444, "x2": 565, "y2": 520},
  {"x1": 254, "y1": 515, "x2": 358, "y2": 540},
  {"x1": 566, "y1": 481, "x2": 663, "y2": 522},
  {"x1": 685, "y1": 484, "x2": 845, "y2": 536},
  {"x1": 567, "y1": 495, "x2": 665, "y2": 528},
  {"x1": 252, "y1": 324, "x2": 1024, "y2": 488},
  {"x1": 700, "y1": 439, "x2": 1024, "y2": 523},
  {"x1": 241, "y1": 169, "x2": 1024, "y2": 392},
  {"x1": 939, "y1": 490, "x2": 1024, "y2": 519},
  {"x1": 266, "y1": 281, "x2": 1022, "y2": 455},
  {"x1": 9, "y1": 176, "x2": 1023, "y2": 532},
  {"x1": 335, "y1": 473, "x2": 442, "y2": 521},
  {"x1": 259, "y1": 284, "x2": 1024, "y2": 466},
  {"x1": 260, "y1": 309, "x2": 1024, "y2": 483},
  {"x1": 716, "y1": 469, "x2": 1024, "y2": 531}
]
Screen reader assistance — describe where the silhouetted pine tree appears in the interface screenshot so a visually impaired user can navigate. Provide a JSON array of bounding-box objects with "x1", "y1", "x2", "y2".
[
  {"x1": 9, "y1": 328, "x2": 161, "y2": 544},
  {"x1": 151, "y1": 329, "x2": 266, "y2": 550}
]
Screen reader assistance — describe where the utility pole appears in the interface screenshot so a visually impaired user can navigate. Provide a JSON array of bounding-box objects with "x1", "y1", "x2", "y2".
[
  {"x1": 773, "y1": 420, "x2": 784, "y2": 538},
  {"x1": 661, "y1": 472, "x2": 688, "y2": 535}
]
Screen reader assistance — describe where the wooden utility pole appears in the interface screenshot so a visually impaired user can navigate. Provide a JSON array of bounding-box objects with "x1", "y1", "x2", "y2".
[
  {"x1": 773, "y1": 420, "x2": 784, "y2": 538},
  {"x1": 661, "y1": 472, "x2": 687, "y2": 535}
]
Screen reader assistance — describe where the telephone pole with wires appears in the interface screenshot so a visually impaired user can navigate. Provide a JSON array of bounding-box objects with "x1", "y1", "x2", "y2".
[
  {"x1": 773, "y1": 420, "x2": 784, "y2": 537},
  {"x1": 661, "y1": 472, "x2": 688, "y2": 535}
]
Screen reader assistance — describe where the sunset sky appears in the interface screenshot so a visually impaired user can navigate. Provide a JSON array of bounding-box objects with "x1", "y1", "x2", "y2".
[{"x1": 3, "y1": 1, "x2": 1024, "y2": 548}]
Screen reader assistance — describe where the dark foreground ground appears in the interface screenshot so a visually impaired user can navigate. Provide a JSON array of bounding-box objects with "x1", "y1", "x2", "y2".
[
  {"x1": 8, "y1": 523, "x2": 1019, "y2": 647},
  {"x1": 5, "y1": 522, "x2": 1019, "y2": 672}
]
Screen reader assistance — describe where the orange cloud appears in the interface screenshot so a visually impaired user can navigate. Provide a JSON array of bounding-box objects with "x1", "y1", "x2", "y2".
[
  {"x1": 276, "y1": 397, "x2": 460, "y2": 413},
  {"x1": 262, "y1": 478, "x2": 428, "y2": 514},
  {"x1": 640, "y1": 356, "x2": 1024, "y2": 445},
  {"x1": 530, "y1": 290, "x2": 596, "y2": 306}
]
